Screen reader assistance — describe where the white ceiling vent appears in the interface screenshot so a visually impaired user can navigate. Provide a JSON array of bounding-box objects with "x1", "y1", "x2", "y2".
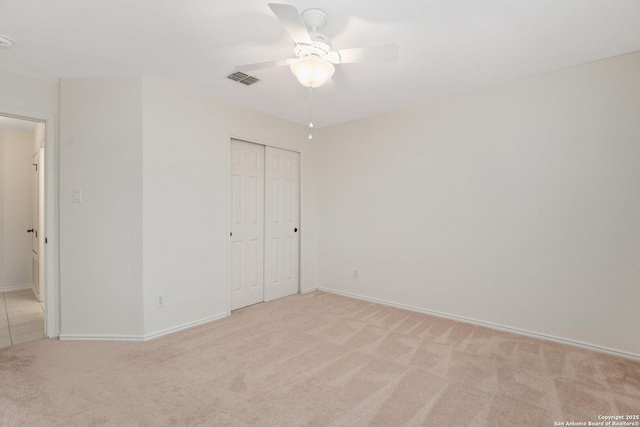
[{"x1": 227, "y1": 71, "x2": 261, "y2": 86}]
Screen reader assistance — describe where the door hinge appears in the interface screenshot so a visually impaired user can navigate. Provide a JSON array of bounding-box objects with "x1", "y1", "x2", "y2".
[{"x1": 45, "y1": 237, "x2": 48, "y2": 244}]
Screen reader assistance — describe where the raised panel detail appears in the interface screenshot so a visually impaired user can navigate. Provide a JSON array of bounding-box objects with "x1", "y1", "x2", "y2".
[
  {"x1": 230, "y1": 139, "x2": 265, "y2": 310},
  {"x1": 232, "y1": 175, "x2": 242, "y2": 225},
  {"x1": 232, "y1": 242, "x2": 243, "y2": 292},
  {"x1": 286, "y1": 237, "x2": 293, "y2": 280},
  {"x1": 286, "y1": 180, "x2": 293, "y2": 223},
  {"x1": 272, "y1": 178, "x2": 280, "y2": 223},
  {"x1": 250, "y1": 151, "x2": 259, "y2": 169},
  {"x1": 272, "y1": 238, "x2": 280, "y2": 284},
  {"x1": 249, "y1": 176, "x2": 258, "y2": 224},
  {"x1": 249, "y1": 239, "x2": 259, "y2": 288},
  {"x1": 264, "y1": 146, "x2": 299, "y2": 303}
]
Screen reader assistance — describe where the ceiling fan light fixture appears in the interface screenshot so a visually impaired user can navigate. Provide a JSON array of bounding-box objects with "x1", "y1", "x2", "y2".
[{"x1": 290, "y1": 55, "x2": 335, "y2": 88}]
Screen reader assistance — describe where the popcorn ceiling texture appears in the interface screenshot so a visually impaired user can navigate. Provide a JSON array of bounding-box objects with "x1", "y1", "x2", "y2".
[{"x1": 1, "y1": 291, "x2": 638, "y2": 425}]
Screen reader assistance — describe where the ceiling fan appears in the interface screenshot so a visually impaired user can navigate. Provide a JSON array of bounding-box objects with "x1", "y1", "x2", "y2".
[{"x1": 235, "y1": 3, "x2": 399, "y2": 88}]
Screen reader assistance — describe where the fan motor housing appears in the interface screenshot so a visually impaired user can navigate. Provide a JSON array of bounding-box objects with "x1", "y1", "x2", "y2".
[
  {"x1": 295, "y1": 32, "x2": 332, "y2": 58},
  {"x1": 301, "y1": 8, "x2": 328, "y2": 32}
]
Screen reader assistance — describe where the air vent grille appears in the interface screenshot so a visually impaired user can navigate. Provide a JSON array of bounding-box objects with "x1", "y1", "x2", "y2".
[{"x1": 227, "y1": 71, "x2": 261, "y2": 86}]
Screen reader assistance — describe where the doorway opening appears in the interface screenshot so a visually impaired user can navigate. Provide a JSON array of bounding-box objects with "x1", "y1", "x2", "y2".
[
  {"x1": 229, "y1": 138, "x2": 301, "y2": 311},
  {"x1": 0, "y1": 115, "x2": 49, "y2": 347}
]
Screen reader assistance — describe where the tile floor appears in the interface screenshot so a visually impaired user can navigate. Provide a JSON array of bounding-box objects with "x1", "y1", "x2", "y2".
[{"x1": 0, "y1": 289, "x2": 45, "y2": 348}]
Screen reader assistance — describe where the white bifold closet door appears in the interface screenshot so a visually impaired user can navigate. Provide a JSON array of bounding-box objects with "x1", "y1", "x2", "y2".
[
  {"x1": 230, "y1": 141, "x2": 299, "y2": 310},
  {"x1": 230, "y1": 140, "x2": 265, "y2": 310},
  {"x1": 264, "y1": 146, "x2": 300, "y2": 302}
]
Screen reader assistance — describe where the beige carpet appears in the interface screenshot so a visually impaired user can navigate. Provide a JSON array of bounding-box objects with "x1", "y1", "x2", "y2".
[{"x1": 1, "y1": 291, "x2": 638, "y2": 426}]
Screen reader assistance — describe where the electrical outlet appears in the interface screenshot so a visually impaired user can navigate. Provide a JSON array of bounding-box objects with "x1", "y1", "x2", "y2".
[
  {"x1": 156, "y1": 293, "x2": 166, "y2": 308},
  {"x1": 353, "y1": 269, "x2": 359, "y2": 279}
]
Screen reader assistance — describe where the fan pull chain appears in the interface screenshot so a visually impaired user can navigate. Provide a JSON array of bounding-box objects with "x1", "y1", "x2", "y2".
[{"x1": 308, "y1": 86, "x2": 314, "y2": 140}]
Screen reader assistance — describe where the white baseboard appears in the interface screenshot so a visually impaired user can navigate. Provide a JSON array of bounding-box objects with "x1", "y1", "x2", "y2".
[
  {"x1": 59, "y1": 334, "x2": 145, "y2": 342},
  {"x1": 59, "y1": 313, "x2": 228, "y2": 342},
  {"x1": 0, "y1": 284, "x2": 33, "y2": 293},
  {"x1": 317, "y1": 287, "x2": 640, "y2": 362},
  {"x1": 301, "y1": 287, "x2": 318, "y2": 294},
  {"x1": 143, "y1": 313, "x2": 227, "y2": 340}
]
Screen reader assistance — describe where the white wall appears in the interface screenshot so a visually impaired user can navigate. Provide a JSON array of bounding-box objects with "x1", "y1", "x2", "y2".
[
  {"x1": 316, "y1": 51, "x2": 640, "y2": 358},
  {"x1": 0, "y1": 68, "x2": 59, "y2": 116},
  {"x1": 142, "y1": 77, "x2": 318, "y2": 337},
  {"x1": 0, "y1": 130, "x2": 35, "y2": 291},
  {"x1": 57, "y1": 75, "x2": 319, "y2": 339},
  {"x1": 60, "y1": 77, "x2": 144, "y2": 338}
]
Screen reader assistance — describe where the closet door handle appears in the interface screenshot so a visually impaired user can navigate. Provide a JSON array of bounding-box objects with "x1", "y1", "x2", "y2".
[
  {"x1": 27, "y1": 229, "x2": 34, "y2": 233},
  {"x1": 294, "y1": 228, "x2": 297, "y2": 233}
]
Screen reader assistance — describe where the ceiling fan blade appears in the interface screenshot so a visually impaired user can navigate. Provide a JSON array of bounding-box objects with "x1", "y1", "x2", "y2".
[
  {"x1": 332, "y1": 43, "x2": 399, "y2": 64},
  {"x1": 268, "y1": 3, "x2": 312, "y2": 45},
  {"x1": 236, "y1": 59, "x2": 292, "y2": 72}
]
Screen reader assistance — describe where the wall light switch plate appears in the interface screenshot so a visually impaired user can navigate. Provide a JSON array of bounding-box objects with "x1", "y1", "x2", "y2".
[{"x1": 72, "y1": 190, "x2": 82, "y2": 203}]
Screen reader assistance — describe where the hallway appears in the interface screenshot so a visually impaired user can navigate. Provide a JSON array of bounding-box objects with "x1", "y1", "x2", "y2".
[{"x1": 0, "y1": 289, "x2": 44, "y2": 348}]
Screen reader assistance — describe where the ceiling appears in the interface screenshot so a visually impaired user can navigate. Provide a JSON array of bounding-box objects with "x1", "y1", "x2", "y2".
[
  {"x1": 0, "y1": 115, "x2": 38, "y2": 132},
  {"x1": 0, "y1": 0, "x2": 639, "y2": 127}
]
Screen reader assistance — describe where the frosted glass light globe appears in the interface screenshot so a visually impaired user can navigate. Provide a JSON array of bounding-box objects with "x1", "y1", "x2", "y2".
[{"x1": 290, "y1": 56, "x2": 335, "y2": 88}]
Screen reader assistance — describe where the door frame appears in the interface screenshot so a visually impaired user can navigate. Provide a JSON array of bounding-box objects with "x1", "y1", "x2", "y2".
[
  {"x1": 0, "y1": 106, "x2": 59, "y2": 338},
  {"x1": 226, "y1": 135, "x2": 304, "y2": 315}
]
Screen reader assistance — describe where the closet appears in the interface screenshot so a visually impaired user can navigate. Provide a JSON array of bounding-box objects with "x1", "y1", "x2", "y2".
[{"x1": 230, "y1": 139, "x2": 300, "y2": 310}]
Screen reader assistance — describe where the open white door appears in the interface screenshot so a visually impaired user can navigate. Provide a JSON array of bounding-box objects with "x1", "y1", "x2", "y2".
[
  {"x1": 230, "y1": 140, "x2": 265, "y2": 310},
  {"x1": 37, "y1": 146, "x2": 45, "y2": 301},
  {"x1": 30, "y1": 151, "x2": 41, "y2": 301},
  {"x1": 264, "y1": 146, "x2": 300, "y2": 302}
]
